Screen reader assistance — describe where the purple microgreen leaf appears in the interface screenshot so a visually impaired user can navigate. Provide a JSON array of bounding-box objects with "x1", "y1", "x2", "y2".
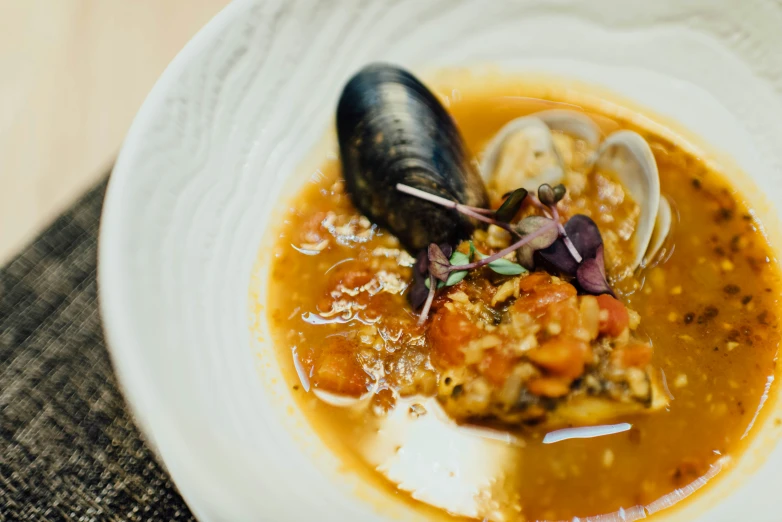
[
  {"x1": 414, "y1": 249, "x2": 429, "y2": 275},
  {"x1": 428, "y1": 243, "x2": 451, "y2": 282},
  {"x1": 539, "y1": 199, "x2": 583, "y2": 264},
  {"x1": 408, "y1": 261, "x2": 430, "y2": 310},
  {"x1": 408, "y1": 281, "x2": 429, "y2": 309},
  {"x1": 576, "y1": 245, "x2": 615, "y2": 296},
  {"x1": 515, "y1": 216, "x2": 559, "y2": 270},
  {"x1": 537, "y1": 214, "x2": 603, "y2": 276},
  {"x1": 538, "y1": 184, "x2": 556, "y2": 206},
  {"x1": 537, "y1": 239, "x2": 580, "y2": 275},
  {"x1": 494, "y1": 188, "x2": 528, "y2": 223},
  {"x1": 439, "y1": 243, "x2": 454, "y2": 260},
  {"x1": 564, "y1": 214, "x2": 603, "y2": 261}
]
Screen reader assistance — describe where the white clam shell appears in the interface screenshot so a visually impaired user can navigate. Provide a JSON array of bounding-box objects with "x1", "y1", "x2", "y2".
[
  {"x1": 480, "y1": 110, "x2": 604, "y2": 195},
  {"x1": 594, "y1": 130, "x2": 662, "y2": 269},
  {"x1": 482, "y1": 112, "x2": 671, "y2": 271},
  {"x1": 643, "y1": 195, "x2": 673, "y2": 267},
  {"x1": 535, "y1": 109, "x2": 603, "y2": 149},
  {"x1": 479, "y1": 116, "x2": 564, "y2": 193}
]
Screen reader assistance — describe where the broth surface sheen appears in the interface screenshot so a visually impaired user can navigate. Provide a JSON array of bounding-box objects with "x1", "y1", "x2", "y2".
[{"x1": 265, "y1": 81, "x2": 781, "y2": 521}]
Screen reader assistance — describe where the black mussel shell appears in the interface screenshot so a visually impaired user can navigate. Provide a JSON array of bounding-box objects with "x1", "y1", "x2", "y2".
[{"x1": 336, "y1": 63, "x2": 489, "y2": 252}]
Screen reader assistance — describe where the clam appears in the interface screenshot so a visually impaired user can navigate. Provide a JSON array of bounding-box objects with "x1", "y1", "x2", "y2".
[
  {"x1": 480, "y1": 109, "x2": 671, "y2": 270},
  {"x1": 592, "y1": 130, "x2": 666, "y2": 269},
  {"x1": 479, "y1": 116, "x2": 564, "y2": 200},
  {"x1": 479, "y1": 109, "x2": 602, "y2": 200},
  {"x1": 644, "y1": 196, "x2": 672, "y2": 268},
  {"x1": 336, "y1": 64, "x2": 489, "y2": 252},
  {"x1": 536, "y1": 109, "x2": 603, "y2": 149}
]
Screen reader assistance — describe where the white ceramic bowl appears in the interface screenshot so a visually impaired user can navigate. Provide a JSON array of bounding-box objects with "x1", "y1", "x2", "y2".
[{"x1": 99, "y1": 0, "x2": 782, "y2": 520}]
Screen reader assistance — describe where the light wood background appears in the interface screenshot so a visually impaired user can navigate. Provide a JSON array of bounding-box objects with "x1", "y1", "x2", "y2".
[{"x1": 0, "y1": 0, "x2": 232, "y2": 264}]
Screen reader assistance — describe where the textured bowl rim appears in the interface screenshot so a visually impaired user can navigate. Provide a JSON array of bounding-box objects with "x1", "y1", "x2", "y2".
[{"x1": 97, "y1": 0, "x2": 255, "y2": 519}]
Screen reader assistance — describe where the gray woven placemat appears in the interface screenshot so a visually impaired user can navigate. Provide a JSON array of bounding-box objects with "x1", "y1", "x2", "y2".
[{"x1": 0, "y1": 180, "x2": 194, "y2": 521}]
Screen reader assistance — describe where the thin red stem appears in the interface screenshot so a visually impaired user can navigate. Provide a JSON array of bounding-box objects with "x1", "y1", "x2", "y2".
[
  {"x1": 468, "y1": 207, "x2": 495, "y2": 215},
  {"x1": 397, "y1": 183, "x2": 518, "y2": 236},
  {"x1": 527, "y1": 194, "x2": 549, "y2": 213},
  {"x1": 418, "y1": 274, "x2": 437, "y2": 325},
  {"x1": 458, "y1": 206, "x2": 519, "y2": 235},
  {"x1": 548, "y1": 205, "x2": 583, "y2": 263},
  {"x1": 397, "y1": 183, "x2": 459, "y2": 208},
  {"x1": 562, "y1": 234, "x2": 582, "y2": 263}
]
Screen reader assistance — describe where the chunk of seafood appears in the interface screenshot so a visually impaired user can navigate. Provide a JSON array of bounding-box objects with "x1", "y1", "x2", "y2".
[{"x1": 428, "y1": 272, "x2": 667, "y2": 427}]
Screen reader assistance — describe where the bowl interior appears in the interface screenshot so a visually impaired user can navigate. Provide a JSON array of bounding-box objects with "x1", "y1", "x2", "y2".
[{"x1": 100, "y1": 0, "x2": 782, "y2": 520}]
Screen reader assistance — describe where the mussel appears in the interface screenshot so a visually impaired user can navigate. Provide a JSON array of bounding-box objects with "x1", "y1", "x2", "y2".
[
  {"x1": 336, "y1": 64, "x2": 489, "y2": 252},
  {"x1": 480, "y1": 110, "x2": 671, "y2": 269}
]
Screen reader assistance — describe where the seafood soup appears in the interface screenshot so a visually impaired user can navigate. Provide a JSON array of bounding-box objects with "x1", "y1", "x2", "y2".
[{"x1": 265, "y1": 65, "x2": 781, "y2": 521}]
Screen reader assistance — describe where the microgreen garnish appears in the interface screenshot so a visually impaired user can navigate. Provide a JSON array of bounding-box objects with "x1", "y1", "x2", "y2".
[
  {"x1": 428, "y1": 244, "x2": 452, "y2": 282},
  {"x1": 516, "y1": 215, "x2": 559, "y2": 270},
  {"x1": 448, "y1": 251, "x2": 471, "y2": 283},
  {"x1": 576, "y1": 245, "x2": 614, "y2": 296},
  {"x1": 419, "y1": 274, "x2": 437, "y2": 326},
  {"x1": 484, "y1": 257, "x2": 527, "y2": 275},
  {"x1": 535, "y1": 184, "x2": 582, "y2": 264},
  {"x1": 396, "y1": 183, "x2": 520, "y2": 236},
  {"x1": 398, "y1": 182, "x2": 614, "y2": 323},
  {"x1": 495, "y1": 188, "x2": 528, "y2": 223},
  {"x1": 475, "y1": 247, "x2": 528, "y2": 275},
  {"x1": 424, "y1": 250, "x2": 470, "y2": 290}
]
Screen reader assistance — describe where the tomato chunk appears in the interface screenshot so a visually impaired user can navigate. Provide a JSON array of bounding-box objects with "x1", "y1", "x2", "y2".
[
  {"x1": 611, "y1": 342, "x2": 653, "y2": 369},
  {"x1": 479, "y1": 348, "x2": 517, "y2": 386},
  {"x1": 527, "y1": 376, "x2": 572, "y2": 397},
  {"x1": 597, "y1": 294, "x2": 629, "y2": 337},
  {"x1": 328, "y1": 268, "x2": 373, "y2": 290},
  {"x1": 428, "y1": 307, "x2": 481, "y2": 368},
  {"x1": 527, "y1": 338, "x2": 590, "y2": 379},
  {"x1": 514, "y1": 275, "x2": 578, "y2": 317},
  {"x1": 543, "y1": 298, "x2": 581, "y2": 336},
  {"x1": 313, "y1": 340, "x2": 370, "y2": 396},
  {"x1": 518, "y1": 272, "x2": 552, "y2": 293}
]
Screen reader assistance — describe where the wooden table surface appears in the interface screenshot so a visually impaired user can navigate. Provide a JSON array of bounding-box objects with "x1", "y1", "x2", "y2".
[{"x1": 0, "y1": 0, "x2": 232, "y2": 264}]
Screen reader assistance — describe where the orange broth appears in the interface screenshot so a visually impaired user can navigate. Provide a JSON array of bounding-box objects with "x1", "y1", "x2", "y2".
[{"x1": 265, "y1": 84, "x2": 781, "y2": 521}]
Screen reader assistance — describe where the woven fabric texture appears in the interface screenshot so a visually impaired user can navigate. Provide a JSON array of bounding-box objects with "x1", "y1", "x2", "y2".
[{"x1": 0, "y1": 181, "x2": 194, "y2": 521}]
